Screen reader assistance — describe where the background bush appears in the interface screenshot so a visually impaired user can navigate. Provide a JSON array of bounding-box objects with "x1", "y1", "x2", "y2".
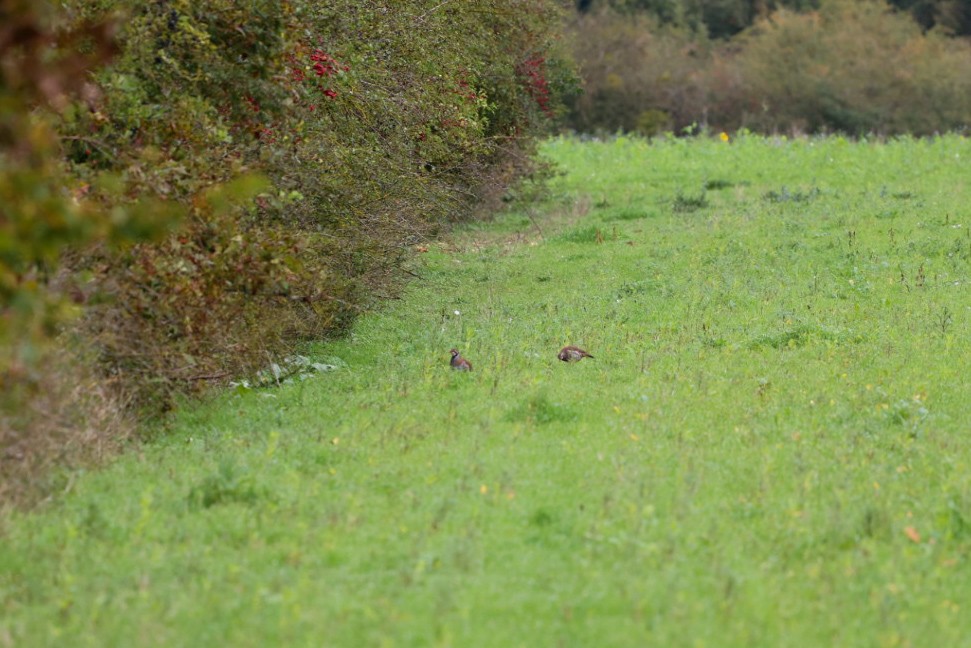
[
  {"x1": 732, "y1": 1, "x2": 971, "y2": 133},
  {"x1": 567, "y1": 0, "x2": 971, "y2": 135},
  {"x1": 1, "y1": 0, "x2": 573, "y2": 498},
  {"x1": 566, "y1": 11, "x2": 710, "y2": 134}
]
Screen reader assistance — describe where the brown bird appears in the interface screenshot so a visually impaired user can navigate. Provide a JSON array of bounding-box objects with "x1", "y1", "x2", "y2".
[
  {"x1": 558, "y1": 345, "x2": 594, "y2": 362},
  {"x1": 449, "y1": 348, "x2": 472, "y2": 371}
]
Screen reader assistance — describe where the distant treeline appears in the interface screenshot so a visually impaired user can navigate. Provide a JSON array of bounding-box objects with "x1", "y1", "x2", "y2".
[
  {"x1": 567, "y1": 0, "x2": 971, "y2": 134},
  {"x1": 577, "y1": 0, "x2": 970, "y2": 38}
]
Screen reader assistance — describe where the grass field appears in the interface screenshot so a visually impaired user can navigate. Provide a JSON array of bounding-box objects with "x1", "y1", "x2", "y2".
[{"x1": 3, "y1": 134, "x2": 971, "y2": 647}]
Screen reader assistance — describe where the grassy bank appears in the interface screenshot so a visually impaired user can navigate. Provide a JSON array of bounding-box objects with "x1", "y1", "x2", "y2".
[{"x1": 3, "y1": 134, "x2": 971, "y2": 646}]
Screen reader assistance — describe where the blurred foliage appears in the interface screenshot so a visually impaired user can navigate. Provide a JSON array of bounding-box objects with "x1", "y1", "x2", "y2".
[
  {"x1": 0, "y1": 0, "x2": 181, "y2": 410},
  {"x1": 1, "y1": 0, "x2": 573, "y2": 494},
  {"x1": 567, "y1": 0, "x2": 971, "y2": 135},
  {"x1": 1, "y1": 0, "x2": 117, "y2": 381}
]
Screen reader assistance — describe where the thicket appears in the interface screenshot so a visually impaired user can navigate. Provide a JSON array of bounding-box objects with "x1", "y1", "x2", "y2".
[
  {"x1": 1, "y1": 0, "x2": 573, "y2": 499},
  {"x1": 567, "y1": 0, "x2": 971, "y2": 135}
]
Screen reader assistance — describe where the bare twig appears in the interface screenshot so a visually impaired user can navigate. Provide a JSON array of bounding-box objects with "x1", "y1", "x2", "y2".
[
  {"x1": 525, "y1": 208, "x2": 545, "y2": 240},
  {"x1": 415, "y1": 0, "x2": 458, "y2": 24}
]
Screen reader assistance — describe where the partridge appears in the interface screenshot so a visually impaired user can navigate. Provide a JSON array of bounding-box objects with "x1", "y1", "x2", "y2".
[
  {"x1": 449, "y1": 348, "x2": 473, "y2": 371},
  {"x1": 558, "y1": 345, "x2": 594, "y2": 362}
]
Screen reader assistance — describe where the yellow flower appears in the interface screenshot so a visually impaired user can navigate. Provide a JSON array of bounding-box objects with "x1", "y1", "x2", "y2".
[{"x1": 719, "y1": 132, "x2": 730, "y2": 142}]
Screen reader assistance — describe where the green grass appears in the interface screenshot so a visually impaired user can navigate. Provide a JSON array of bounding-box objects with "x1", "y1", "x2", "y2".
[{"x1": 4, "y1": 133, "x2": 971, "y2": 647}]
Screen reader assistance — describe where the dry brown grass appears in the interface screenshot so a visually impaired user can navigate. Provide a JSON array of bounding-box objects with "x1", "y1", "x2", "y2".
[{"x1": 0, "y1": 339, "x2": 132, "y2": 508}]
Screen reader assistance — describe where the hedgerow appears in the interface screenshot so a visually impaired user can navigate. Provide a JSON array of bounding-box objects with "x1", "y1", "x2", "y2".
[{"x1": 0, "y1": 0, "x2": 573, "y2": 497}]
